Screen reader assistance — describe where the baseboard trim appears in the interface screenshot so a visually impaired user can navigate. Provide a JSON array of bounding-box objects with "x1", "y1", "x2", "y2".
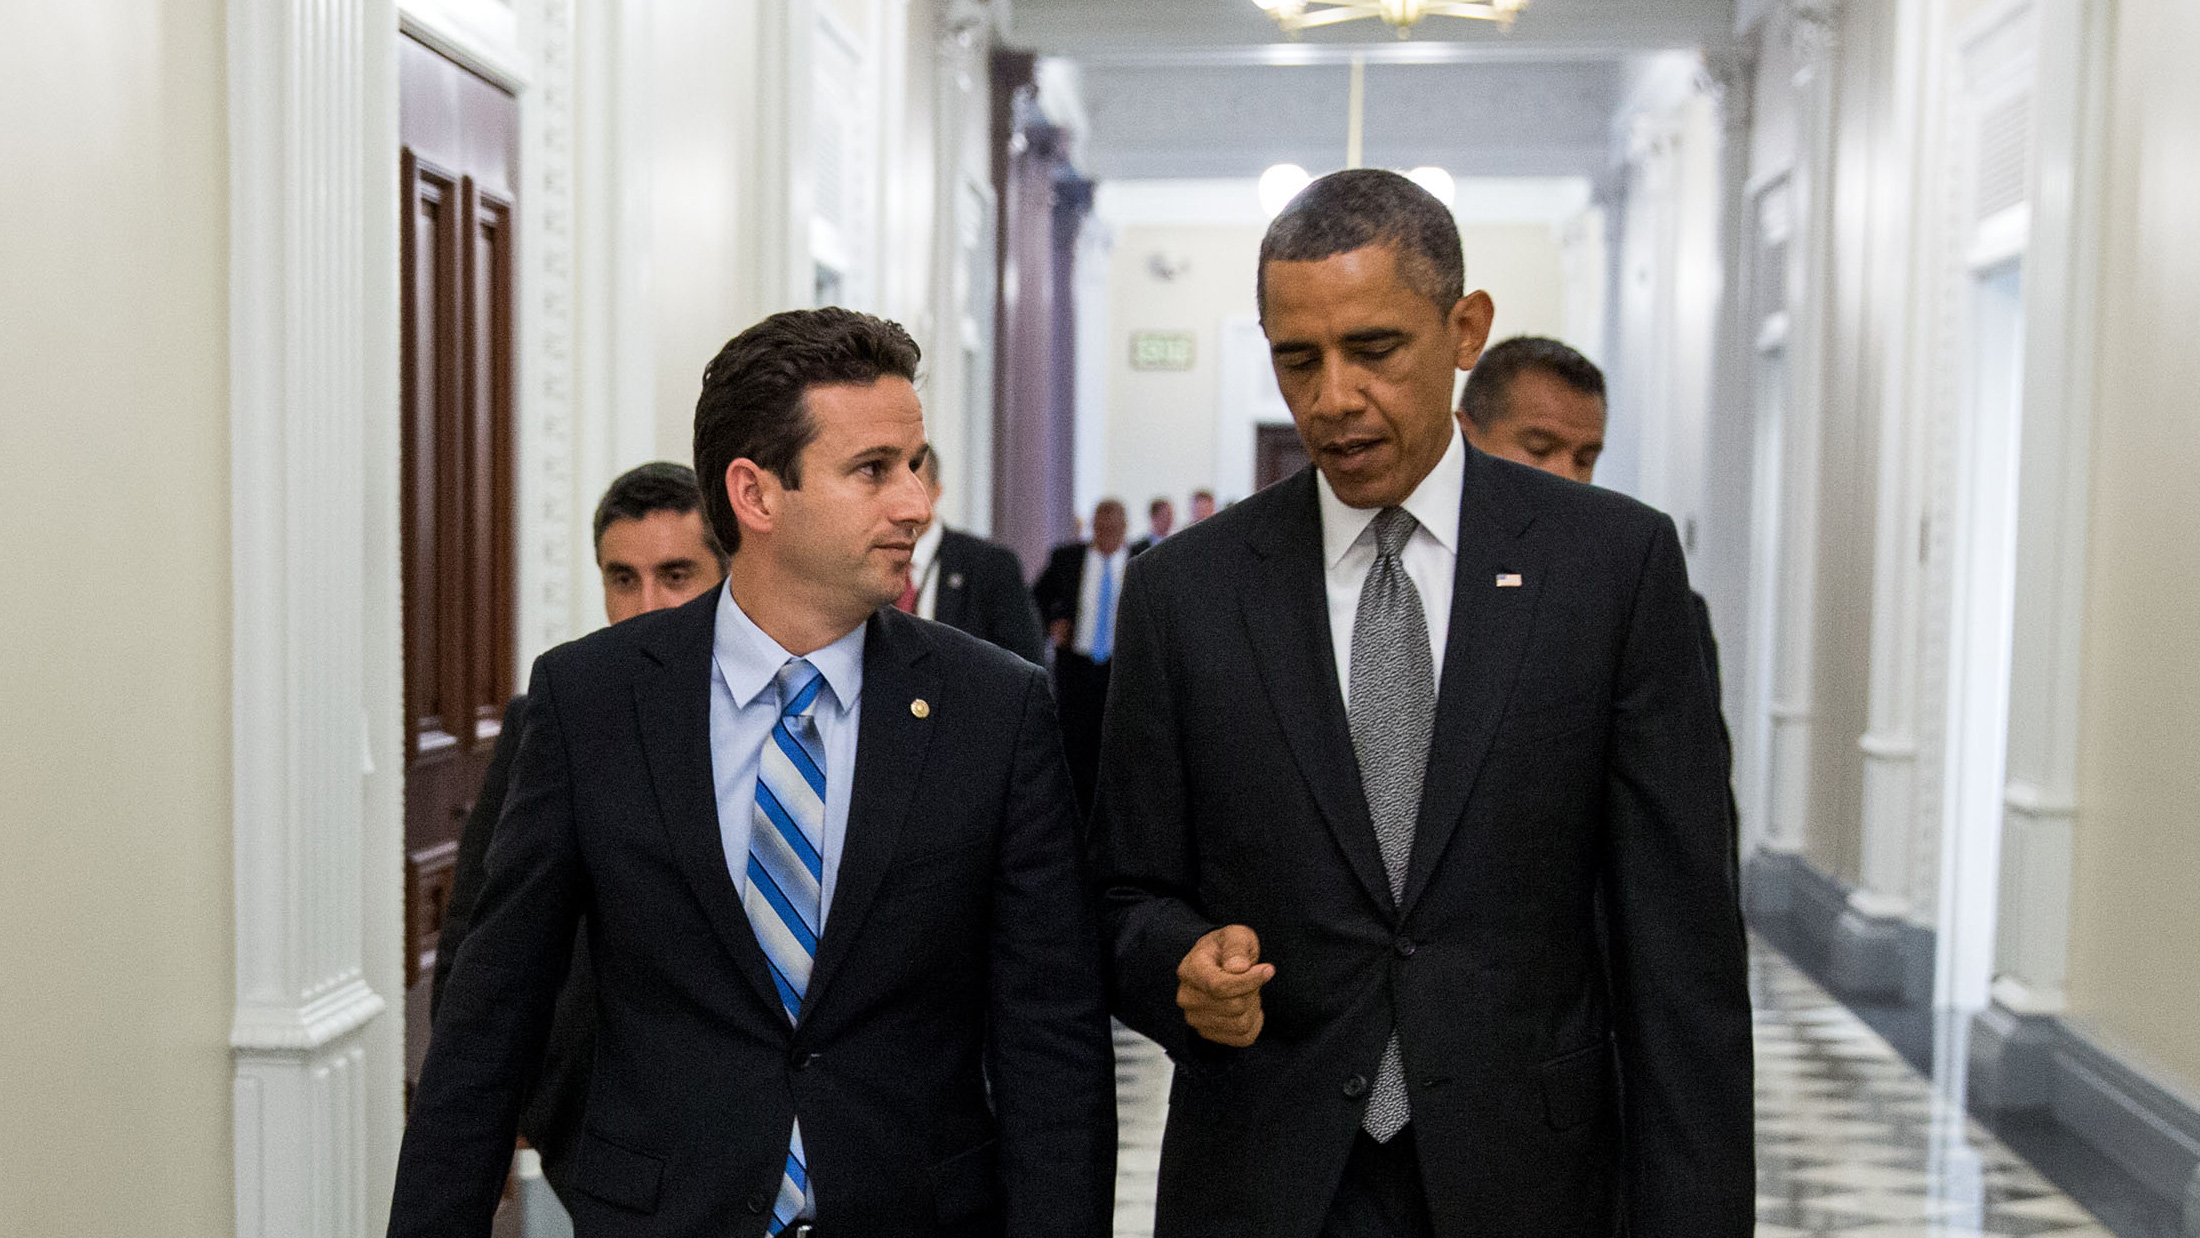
[
  {"x1": 1743, "y1": 852, "x2": 1931, "y2": 1006},
  {"x1": 2045, "y1": 1020, "x2": 2200, "y2": 1213}
]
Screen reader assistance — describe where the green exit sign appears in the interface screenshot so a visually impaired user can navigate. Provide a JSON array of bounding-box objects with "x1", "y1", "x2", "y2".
[{"x1": 1129, "y1": 331, "x2": 1196, "y2": 371}]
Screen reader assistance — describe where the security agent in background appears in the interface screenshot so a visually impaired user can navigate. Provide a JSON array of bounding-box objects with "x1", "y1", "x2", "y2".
[
  {"x1": 1031, "y1": 498, "x2": 1139, "y2": 816},
  {"x1": 393, "y1": 308, "x2": 1114, "y2": 1238},
  {"x1": 1092, "y1": 170, "x2": 1752, "y2": 1238},
  {"x1": 897, "y1": 445, "x2": 1048, "y2": 666},
  {"x1": 1456, "y1": 335, "x2": 1738, "y2": 873},
  {"x1": 432, "y1": 460, "x2": 728, "y2": 1206},
  {"x1": 1132, "y1": 496, "x2": 1175, "y2": 555}
]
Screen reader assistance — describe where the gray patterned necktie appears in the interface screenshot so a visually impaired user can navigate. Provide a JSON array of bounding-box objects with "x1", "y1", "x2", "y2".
[{"x1": 1346, "y1": 505, "x2": 1434, "y2": 1143}]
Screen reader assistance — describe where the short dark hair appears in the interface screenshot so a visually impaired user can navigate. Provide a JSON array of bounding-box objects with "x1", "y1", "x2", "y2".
[
  {"x1": 1149, "y1": 496, "x2": 1172, "y2": 516},
  {"x1": 592, "y1": 461, "x2": 724, "y2": 564},
  {"x1": 1457, "y1": 336, "x2": 1607, "y2": 429},
  {"x1": 1257, "y1": 168, "x2": 1464, "y2": 318},
  {"x1": 693, "y1": 308, "x2": 922, "y2": 554}
]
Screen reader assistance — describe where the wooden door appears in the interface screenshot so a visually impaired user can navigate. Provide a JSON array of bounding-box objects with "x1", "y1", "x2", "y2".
[
  {"x1": 1255, "y1": 423, "x2": 1310, "y2": 492},
  {"x1": 398, "y1": 34, "x2": 517, "y2": 1099}
]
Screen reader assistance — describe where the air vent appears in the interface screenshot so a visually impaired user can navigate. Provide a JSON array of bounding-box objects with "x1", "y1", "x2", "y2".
[{"x1": 1975, "y1": 92, "x2": 2031, "y2": 222}]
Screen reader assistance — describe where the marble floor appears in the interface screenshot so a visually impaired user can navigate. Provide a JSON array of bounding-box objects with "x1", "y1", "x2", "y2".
[{"x1": 1107, "y1": 941, "x2": 2120, "y2": 1237}]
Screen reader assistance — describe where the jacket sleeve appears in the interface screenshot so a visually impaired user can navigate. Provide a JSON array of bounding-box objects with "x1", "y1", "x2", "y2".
[
  {"x1": 988, "y1": 665, "x2": 1117, "y2": 1238},
  {"x1": 1601, "y1": 518, "x2": 1756, "y2": 1235},
  {"x1": 1087, "y1": 558, "x2": 1221, "y2": 1062},
  {"x1": 1031, "y1": 547, "x2": 1076, "y2": 626},
  {"x1": 388, "y1": 658, "x2": 588, "y2": 1238},
  {"x1": 432, "y1": 693, "x2": 528, "y2": 1018}
]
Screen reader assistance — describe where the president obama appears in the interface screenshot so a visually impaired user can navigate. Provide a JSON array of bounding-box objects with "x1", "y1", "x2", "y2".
[{"x1": 1092, "y1": 170, "x2": 1753, "y2": 1237}]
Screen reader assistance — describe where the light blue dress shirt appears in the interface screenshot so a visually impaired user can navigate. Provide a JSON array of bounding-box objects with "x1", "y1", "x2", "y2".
[{"x1": 709, "y1": 583, "x2": 866, "y2": 925}]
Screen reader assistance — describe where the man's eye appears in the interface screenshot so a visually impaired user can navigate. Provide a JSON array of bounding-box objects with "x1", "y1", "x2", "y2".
[{"x1": 665, "y1": 568, "x2": 690, "y2": 584}]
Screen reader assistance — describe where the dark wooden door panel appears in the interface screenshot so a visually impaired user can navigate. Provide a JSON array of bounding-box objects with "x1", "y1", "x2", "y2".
[{"x1": 400, "y1": 34, "x2": 518, "y2": 1119}]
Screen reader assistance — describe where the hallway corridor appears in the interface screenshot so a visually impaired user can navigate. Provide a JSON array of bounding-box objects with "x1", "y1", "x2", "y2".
[{"x1": 1110, "y1": 942, "x2": 2122, "y2": 1238}]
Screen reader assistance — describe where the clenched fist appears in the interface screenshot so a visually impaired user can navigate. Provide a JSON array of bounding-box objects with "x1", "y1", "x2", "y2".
[{"x1": 1176, "y1": 924, "x2": 1274, "y2": 1048}]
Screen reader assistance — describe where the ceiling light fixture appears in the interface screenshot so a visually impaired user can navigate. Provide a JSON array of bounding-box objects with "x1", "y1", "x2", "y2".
[
  {"x1": 1406, "y1": 165, "x2": 1456, "y2": 207},
  {"x1": 1251, "y1": 0, "x2": 1528, "y2": 37},
  {"x1": 1259, "y1": 163, "x2": 1315, "y2": 217}
]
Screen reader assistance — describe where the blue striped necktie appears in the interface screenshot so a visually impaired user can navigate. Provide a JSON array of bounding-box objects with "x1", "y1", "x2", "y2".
[{"x1": 746, "y1": 657, "x2": 828, "y2": 1231}]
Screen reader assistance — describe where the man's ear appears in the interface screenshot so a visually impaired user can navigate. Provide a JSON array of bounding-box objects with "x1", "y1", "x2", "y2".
[
  {"x1": 1451, "y1": 291, "x2": 1497, "y2": 371},
  {"x1": 724, "y1": 458, "x2": 779, "y2": 541}
]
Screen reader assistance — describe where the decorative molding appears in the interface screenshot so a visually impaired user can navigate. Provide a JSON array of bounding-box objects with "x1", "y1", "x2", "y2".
[
  {"x1": 517, "y1": 0, "x2": 581, "y2": 669},
  {"x1": 228, "y1": 0, "x2": 402, "y2": 1235},
  {"x1": 1786, "y1": 0, "x2": 1840, "y2": 75},
  {"x1": 232, "y1": 978, "x2": 389, "y2": 1053}
]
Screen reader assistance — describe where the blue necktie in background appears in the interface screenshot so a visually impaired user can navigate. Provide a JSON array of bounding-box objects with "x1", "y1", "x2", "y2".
[
  {"x1": 1091, "y1": 556, "x2": 1116, "y2": 665},
  {"x1": 746, "y1": 657, "x2": 827, "y2": 1230}
]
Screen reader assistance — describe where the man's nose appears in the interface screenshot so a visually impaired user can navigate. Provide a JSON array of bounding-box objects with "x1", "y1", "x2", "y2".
[
  {"x1": 1312, "y1": 357, "x2": 1364, "y2": 418},
  {"x1": 640, "y1": 579, "x2": 675, "y2": 613},
  {"x1": 893, "y1": 465, "x2": 933, "y2": 528}
]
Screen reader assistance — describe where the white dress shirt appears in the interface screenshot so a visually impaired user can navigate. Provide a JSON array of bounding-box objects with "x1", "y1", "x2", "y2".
[
  {"x1": 1316, "y1": 425, "x2": 1465, "y2": 701},
  {"x1": 708, "y1": 582, "x2": 867, "y2": 923},
  {"x1": 909, "y1": 521, "x2": 946, "y2": 620},
  {"x1": 1072, "y1": 544, "x2": 1131, "y2": 658}
]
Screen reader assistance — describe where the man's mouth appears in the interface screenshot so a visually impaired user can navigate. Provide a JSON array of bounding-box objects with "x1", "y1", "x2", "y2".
[{"x1": 1321, "y1": 438, "x2": 1386, "y2": 463}]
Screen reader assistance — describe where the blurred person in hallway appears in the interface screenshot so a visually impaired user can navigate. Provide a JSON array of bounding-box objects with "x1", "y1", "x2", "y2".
[
  {"x1": 1092, "y1": 170, "x2": 1752, "y2": 1238},
  {"x1": 1457, "y1": 336, "x2": 1738, "y2": 874},
  {"x1": 432, "y1": 460, "x2": 727, "y2": 1207},
  {"x1": 393, "y1": 308, "x2": 1115, "y2": 1238},
  {"x1": 901, "y1": 445, "x2": 1048, "y2": 665},
  {"x1": 1188, "y1": 488, "x2": 1217, "y2": 524},
  {"x1": 1133, "y1": 496, "x2": 1176, "y2": 554},
  {"x1": 1032, "y1": 497, "x2": 1138, "y2": 816}
]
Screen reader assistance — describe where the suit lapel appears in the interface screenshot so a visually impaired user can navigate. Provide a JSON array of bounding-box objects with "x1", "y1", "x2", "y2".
[
  {"x1": 803, "y1": 609, "x2": 939, "y2": 1017},
  {"x1": 1399, "y1": 448, "x2": 1544, "y2": 916},
  {"x1": 633, "y1": 589, "x2": 787, "y2": 1021},
  {"x1": 1240, "y1": 470, "x2": 1397, "y2": 920}
]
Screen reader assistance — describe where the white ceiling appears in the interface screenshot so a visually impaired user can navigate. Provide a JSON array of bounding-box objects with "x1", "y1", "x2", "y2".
[
  {"x1": 1003, "y1": 0, "x2": 1735, "y2": 56},
  {"x1": 1004, "y1": 0, "x2": 1732, "y2": 183}
]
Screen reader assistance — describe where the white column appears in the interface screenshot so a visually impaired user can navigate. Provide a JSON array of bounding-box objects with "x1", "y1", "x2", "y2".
[
  {"x1": 228, "y1": 1, "x2": 404, "y2": 1234},
  {"x1": 1848, "y1": 0, "x2": 1950, "y2": 950},
  {"x1": 1988, "y1": 0, "x2": 2108, "y2": 1023},
  {"x1": 1759, "y1": 0, "x2": 1841, "y2": 862}
]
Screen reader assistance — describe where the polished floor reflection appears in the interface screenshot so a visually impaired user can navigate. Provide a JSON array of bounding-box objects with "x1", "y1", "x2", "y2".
[{"x1": 1107, "y1": 941, "x2": 2119, "y2": 1237}]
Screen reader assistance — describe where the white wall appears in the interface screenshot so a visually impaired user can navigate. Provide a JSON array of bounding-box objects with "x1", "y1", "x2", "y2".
[{"x1": 0, "y1": 3, "x2": 235, "y2": 1233}]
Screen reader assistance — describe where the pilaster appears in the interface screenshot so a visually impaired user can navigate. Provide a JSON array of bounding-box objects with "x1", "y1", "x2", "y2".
[{"x1": 227, "y1": 0, "x2": 403, "y2": 1233}]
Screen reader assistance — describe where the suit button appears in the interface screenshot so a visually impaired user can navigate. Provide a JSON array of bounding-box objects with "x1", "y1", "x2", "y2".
[
  {"x1": 745, "y1": 1192, "x2": 768, "y2": 1214},
  {"x1": 792, "y1": 1051, "x2": 820, "y2": 1071},
  {"x1": 1343, "y1": 1074, "x2": 1369, "y2": 1098},
  {"x1": 1393, "y1": 937, "x2": 1416, "y2": 958}
]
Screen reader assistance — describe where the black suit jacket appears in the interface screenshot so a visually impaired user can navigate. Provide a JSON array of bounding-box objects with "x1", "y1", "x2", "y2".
[
  {"x1": 431, "y1": 694, "x2": 596, "y2": 1204},
  {"x1": 392, "y1": 591, "x2": 1116, "y2": 1238},
  {"x1": 930, "y1": 528, "x2": 1047, "y2": 666},
  {"x1": 1092, "y1": 452, "x2": 1754, "y2": 1238}
]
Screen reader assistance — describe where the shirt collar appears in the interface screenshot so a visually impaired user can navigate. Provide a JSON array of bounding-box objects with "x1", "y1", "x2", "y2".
[
  {"x1": 1315, "y1": 424, "x2": 1467, "y2": 568},
  {"x1": 911, "y1": 520, "x2": 945, "y2": 574},
  {"x1": 711, "y1": 580, "x2": 867, "y2": 714}
]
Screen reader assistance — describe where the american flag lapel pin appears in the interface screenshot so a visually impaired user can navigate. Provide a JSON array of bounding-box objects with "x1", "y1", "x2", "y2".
[{"x1": 1496, "y1": 573, "x2": 1524, "y2": 588}]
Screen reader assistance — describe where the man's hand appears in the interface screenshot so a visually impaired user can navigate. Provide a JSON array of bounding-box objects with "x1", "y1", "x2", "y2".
[
  {"x1": 1048, "y1": 618, "x2": 1073, "y2": 648},
  {"x1": 1176, "y1": 925, "x2": 1274, "y2": 1048}
]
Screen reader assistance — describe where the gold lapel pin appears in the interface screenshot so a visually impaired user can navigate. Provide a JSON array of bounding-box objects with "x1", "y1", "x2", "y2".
[
  {"x1": 910, "y1": 699, "x2": 931, "y2": 719},
  {"x1": 1496, "y1": 573, "x2": 1523, "y2": 588}
]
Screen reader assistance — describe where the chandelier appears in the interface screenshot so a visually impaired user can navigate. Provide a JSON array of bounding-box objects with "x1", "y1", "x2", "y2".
[{"x1": 1252, "y1": 0, "x2": 1528, "y2": 36}]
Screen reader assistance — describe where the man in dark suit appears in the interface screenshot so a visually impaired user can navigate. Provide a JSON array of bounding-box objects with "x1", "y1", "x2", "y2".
[
  {"x1": 393, "y1": 308, "x2": 1115, "y2": 1238},
  {"x1": 431, "y1": 461, "x2": 728, "y2": 1207},
  {"x1": 1092, "y1": 170, "x2": 1753, "y2": 1238},
  {"x1": 897, "y1": 446, "x2": 1047, "y2": 665},
  {"x1": 1457, "y1": 336, "x2": 1739, "y2": 874},
  {"x1": 1031, "y1": 498, "x2": 1136, "y2": 814},
  {"x1": 1131, "y1": 496, "x2": 1175, "y2": 555}
]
